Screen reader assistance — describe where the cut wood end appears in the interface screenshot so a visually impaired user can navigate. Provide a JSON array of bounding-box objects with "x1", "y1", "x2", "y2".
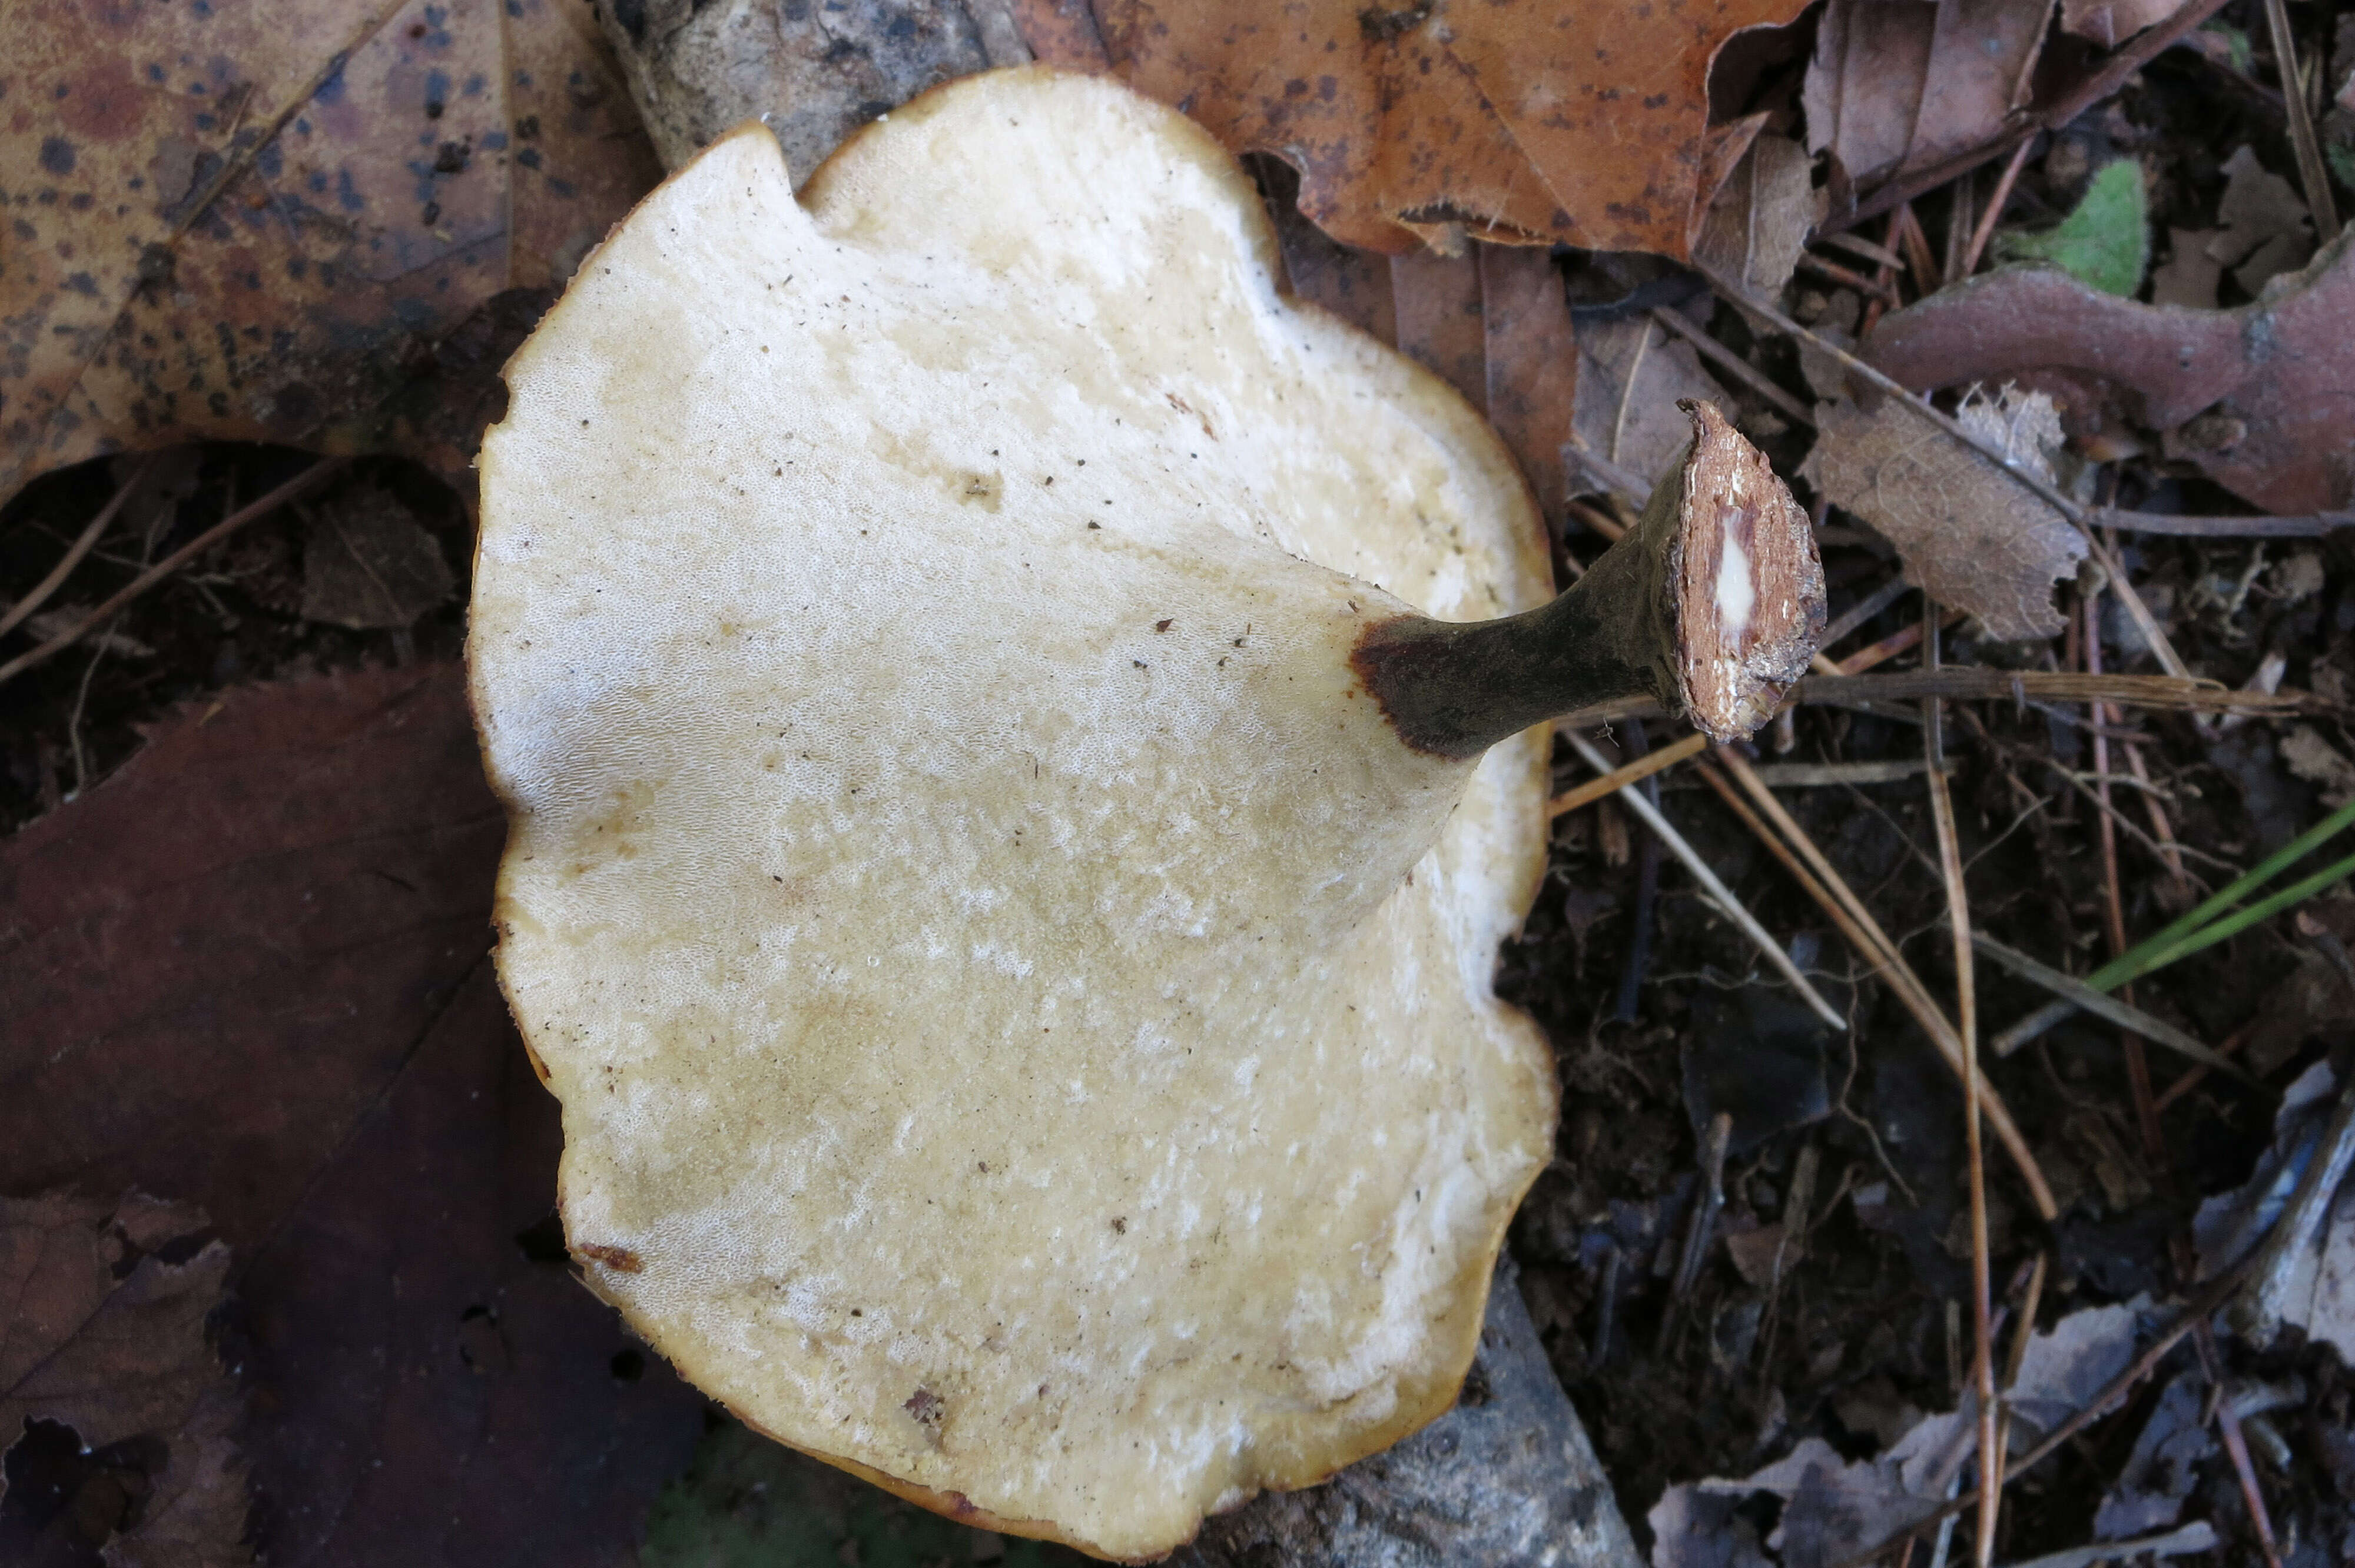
[{"x1": 1670, "y1": 400, "x2": 1826, "y2": 742}]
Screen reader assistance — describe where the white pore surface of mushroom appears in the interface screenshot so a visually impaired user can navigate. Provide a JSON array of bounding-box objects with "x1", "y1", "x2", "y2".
[{"x1": 471, "y1": 67, "x2": 1813, "y2": 1563}]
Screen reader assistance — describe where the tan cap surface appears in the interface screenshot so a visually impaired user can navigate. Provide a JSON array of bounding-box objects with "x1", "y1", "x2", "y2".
[{"x1": 470, "y1": 68, "x2": 1555, "y2": 1562}]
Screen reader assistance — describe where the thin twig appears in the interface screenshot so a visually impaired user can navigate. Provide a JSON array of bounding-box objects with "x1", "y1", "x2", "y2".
[
  {"x1": 1611, "y1": 319, "x2": 1653, "y2": 466},
  {"x1": 1959, "y1": 137, "x2": 2038, "y2": 278},
  {"x1": 1817, "y1": 231, "x2": 1908, "y2": 271},
  {"x1": 0, "y1": 453, "x2": 160, "y2": 643},
  {"x1": 1565, "y1": 442, "x2": 1654, "y2": 509},
  {"x1": 1561, "y1": 730, "x2": 1849, "y2": 1030},
  {"x1": 1797, "y1": 251, "x2": 1903, "y2": 303},
  {"x1": 1558, "y1": 667, "x2": 2333, "y2": 730},
  {"x1": 1707, "y1": 749, "x2": 2058, "y2": 1218},
  {"x1": 2086, "y1": 584, "x2": 2171, "y2": 1171},
  {"x1": 1548, "y1": 730, "x2": 1708, "y2": 817},
  {"x1": 2261, "y1": 0, "x2": 2341, "y2": 242},
  {"x1": 1693, "y1": 263, "x2": 2194, "y2": 684},
  {"x1": 1821, "y1": 576, "x2": 1916, "y2": 652},
  {"x1": 1647, "y1": 307, "x2": 1818, "y2": 428},
  {"x1": 0, "y1": 460, "x2": 347, "y2": 691},
  {"x1": 1660, "y1": 1109, "x2": 1734, "y2": 1353},
  {"x1": 1925, "y1": 755, "x2": 1997, "y2": 1566},
  {"x1": 1971, "y1": 936, "x2": 2256, "y2": 1080},
  {"x1": 1994, "y1": 1522, "x2": 2217, "y2": 1568},
  {"x1": 1898, "y1": 202, "x2": 1943, "y2": 294},
  {"x1": 2087, "y1": 507, "x2": 2353, "y2": 538},
  {"x1": 1985, "y1": 1251, "x2": 2048, "y2": 1554}
]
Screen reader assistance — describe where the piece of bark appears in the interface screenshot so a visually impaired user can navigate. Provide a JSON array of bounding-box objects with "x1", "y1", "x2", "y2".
[
  {"x1": 1173, "y1": 1259, "x2": 1644, "y2": 1568},
  {"x1": 598, "y1": 0, "x2": 1030, "y2": 177}
]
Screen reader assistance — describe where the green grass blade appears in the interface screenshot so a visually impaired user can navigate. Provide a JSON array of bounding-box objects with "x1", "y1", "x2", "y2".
[{"x1": 2082, "y1": 795, "x2": 2355, "y2": 992}]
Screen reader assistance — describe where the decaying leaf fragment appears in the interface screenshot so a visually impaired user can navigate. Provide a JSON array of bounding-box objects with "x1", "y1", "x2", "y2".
[
  {"x1": 1803, "y1": 387, "x2": 2088, "y2": 640},
  {"x1": 1692, "y1": 132, "x2": 1828, "y2": 300},
  {"x1": 0, "y1": 1191, "x2": 250, "y2": 1567},
  {"x1": 0, "y1": 0, "x2": 659, "y2": 504},
  {"x1": 1866, "y1": 231, "x2": 2355, "y2": 514},
  {"x1": 1016, "y1": 0, "x2": 1815, "y2": 258},
  {"x1": 298, "y1": 484, "x2": 456, "y2": 629}
]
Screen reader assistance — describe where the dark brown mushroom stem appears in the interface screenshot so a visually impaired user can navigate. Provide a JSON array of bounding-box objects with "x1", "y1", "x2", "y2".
[{"x1": 1352, "y1": 400, "x2": 1826, "y2": 759}]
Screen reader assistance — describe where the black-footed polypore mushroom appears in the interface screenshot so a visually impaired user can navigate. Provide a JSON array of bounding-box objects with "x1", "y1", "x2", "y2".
[{"x1": 467, "y1": 67, "x2": 1822, "y2": 1563}]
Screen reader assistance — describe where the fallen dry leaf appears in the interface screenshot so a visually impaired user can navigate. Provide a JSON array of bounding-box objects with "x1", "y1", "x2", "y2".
[
  {"x1": 2196, "y1": 1061, "x2": 2355, "y2": 1359},
  {"x1": 0, "y1": 1191, "x2": 248, "y2": 1566},
  {"x1": 0, "y1": 665, "x2": 703, "y2": 1565},
  {"x1": 1650, "y1": 1300, "x2": 2144, "y2": 1567},
  {"x1": 1805, "y1": 0, "x2": 2055, "y2": 192},
  {"x1": 1016, "y1": 0, "x2": 1815, "y2": 259},
  {"x1": 1802, "y1": 387, "x2": 2088, "y2": 639},
  {"x1": 2209, "y1": 144, "x2": 2314, "y2": 294},
  {"x1": 0, "y1": 0, "x2": 661, "y2": 506},
  {"x1": 1693, "y1": 129, "x2": 1826, "y2": 298},
  {"x1": 1575, "y1": 314, "x2": 1730, "y2": 489},
  {"x1": 2281, "y1": 723, "x2": 2355, "y2": 805},
  {"x1": 1865, "y1": 231, "x2": 2355, "y2": 513},
  {"x1": 2150, "y1": 224, "x2": 2225, "y2": 308},
  {"x1": 298, "y1": 481, "x2": 455, "y2": 629}
]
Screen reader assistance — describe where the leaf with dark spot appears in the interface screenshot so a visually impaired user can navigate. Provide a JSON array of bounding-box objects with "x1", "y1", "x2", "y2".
[{"x1": 0, "y1": 0, "x2": 661, "y2": 507}]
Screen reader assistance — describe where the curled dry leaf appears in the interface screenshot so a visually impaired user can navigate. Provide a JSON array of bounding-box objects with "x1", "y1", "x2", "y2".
[
  {"x1": 0, "y1": 1191, "x2": 249, "y2": 1567},
  {"x1": 1805, "y1": 0, "x2": 2055, "y2": 193},
  {"x1": 1801, "y1": 387, "x2": 2088, "y2": 640},
  {"x1": 1692, "y1": 131, "x2": 1827, "y2": 300},
  {"x1": 0, "y1": 0, "x2": 661, "y2": 505},
  {"x1": 2210, "y1": 144, "x2": 2315, "y2": 295},
  {"x1": 298, "y1": 483, "x2": 456, "y2": 629},
  {"x1": 1866, "y1": 231, "x2": 2355, "y2": 513},
  {"x1": 1014, "y1": 0, "x2": 1815, "y2": 259}
]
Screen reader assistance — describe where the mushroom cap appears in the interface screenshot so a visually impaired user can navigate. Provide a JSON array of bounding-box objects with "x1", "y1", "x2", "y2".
[{"x1": 470, "y1": 68, "x2": 1556, "y2": 1562}]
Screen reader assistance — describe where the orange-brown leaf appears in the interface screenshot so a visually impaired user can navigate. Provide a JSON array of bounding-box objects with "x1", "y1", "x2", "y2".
[
  {"x1": 1018, "y1": 0, "x2": 1814, "y2": 259},
  {"x1": 0, "y1": 0, "x2": 660, "y2": 506}
]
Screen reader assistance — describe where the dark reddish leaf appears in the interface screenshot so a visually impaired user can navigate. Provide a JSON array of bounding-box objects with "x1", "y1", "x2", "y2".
[
  {"x1": 0, "y1": 665, "x2": 703, "y2": 1567},
  {"x1": 1865, "y1": 232, "x2": 2355, "y2": 514}
]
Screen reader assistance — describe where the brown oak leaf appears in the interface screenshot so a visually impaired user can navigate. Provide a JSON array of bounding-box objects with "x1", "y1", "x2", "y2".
[{"x1": 1016, "y1": 0, "x2": 1815, "y2": 260}]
